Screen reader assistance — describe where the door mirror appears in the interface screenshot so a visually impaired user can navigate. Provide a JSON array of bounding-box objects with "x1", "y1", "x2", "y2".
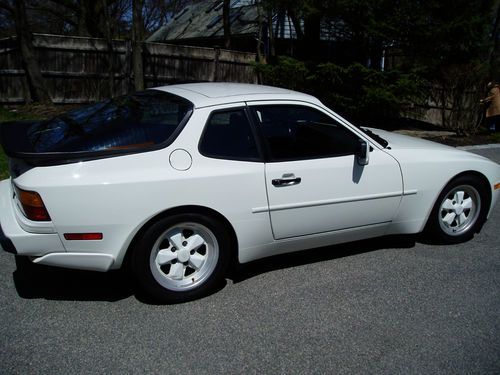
[{"x1": 356, "y1": 139, "x2": 370, "y2": 166}]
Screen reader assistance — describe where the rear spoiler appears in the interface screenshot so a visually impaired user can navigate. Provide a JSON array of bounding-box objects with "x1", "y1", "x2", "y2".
[{"x1": 0, "y1": 120, "x2": 40, "y2": 157}]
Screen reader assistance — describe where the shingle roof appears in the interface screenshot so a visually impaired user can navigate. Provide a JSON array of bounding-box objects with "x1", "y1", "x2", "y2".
[{"x1": 147, "y1": 1, "x2": 259, "y2": 42}]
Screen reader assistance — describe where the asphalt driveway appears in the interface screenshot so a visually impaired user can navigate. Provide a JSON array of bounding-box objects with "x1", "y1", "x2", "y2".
[{"x1": 1, "y1": 147, "x2": 499, "y2": 374}]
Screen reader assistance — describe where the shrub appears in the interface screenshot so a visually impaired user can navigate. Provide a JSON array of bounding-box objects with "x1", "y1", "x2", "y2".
[{"x1": 254, "y1": 57, "x2": 426, "y2": 126}]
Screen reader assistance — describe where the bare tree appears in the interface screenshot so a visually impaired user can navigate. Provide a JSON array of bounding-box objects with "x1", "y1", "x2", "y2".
[
  {"x1": 0, "y1": 0, "x2": 51, "y2": 103},
  {"x1": 142, "y1": 0, "x2": 189, "y2": 35},
  {"x1": 132, "y1": 0, "x2": 145, "y2": 90},
  {"x1": 222, "y1": 0, "x2": 231, "y2": 49},
  {"x1": 489, "y1": 2, "x2": 500, "y2": 78}
]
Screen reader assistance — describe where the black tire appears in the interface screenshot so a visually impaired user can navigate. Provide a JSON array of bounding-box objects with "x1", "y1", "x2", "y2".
[
  {"x1": 425, "y1": 174, "x2": 489, "y2": 244},
  {"x1": 131, "y1": 213, "x2": 231, "y2": 303}
]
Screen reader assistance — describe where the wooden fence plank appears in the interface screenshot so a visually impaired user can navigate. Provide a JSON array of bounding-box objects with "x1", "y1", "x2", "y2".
[{"x1": 0, "y1": 33, "x2": 258, "y2": 104}]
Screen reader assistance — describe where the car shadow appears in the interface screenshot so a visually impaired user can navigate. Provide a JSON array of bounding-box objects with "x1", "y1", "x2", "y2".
[
  {"x1": 13, "y1": 256, "x2": 134, "y2": 302},
  {"x1": 12, "y1": 235, "x2": 417, "y2": 303},
  {"x1": 229, "y1": 234, "x2": 417, "y2": 283}
]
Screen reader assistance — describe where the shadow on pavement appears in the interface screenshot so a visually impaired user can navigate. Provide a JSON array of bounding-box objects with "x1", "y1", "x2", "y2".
[
  {"x1": 13, "y1": 256, "x2": 133, "y2": 302},
  {"x1": 12, "y1": 234, "x2": 416, "y2": 302},
  {"x1": 230, "y1": 234, "x2": 417, "y2": 283}
]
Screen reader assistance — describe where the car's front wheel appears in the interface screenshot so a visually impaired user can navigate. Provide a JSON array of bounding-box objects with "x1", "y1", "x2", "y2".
[
  {"x1": 131, "y1": 213, "x2": 231, "y2": 303},
  {"x1": 426, "y1": 175, "x2": 489, "y2": 244}
]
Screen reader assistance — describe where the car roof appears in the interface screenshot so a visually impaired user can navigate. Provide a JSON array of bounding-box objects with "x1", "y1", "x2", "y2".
[{"x1": 153, "y1": 82, "x2": 322, "y2": 108}]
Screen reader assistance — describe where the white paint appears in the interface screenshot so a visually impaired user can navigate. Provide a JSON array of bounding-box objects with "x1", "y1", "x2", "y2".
[{"x1": 0, "y1": 83, "x2": 499, "y2": 274}]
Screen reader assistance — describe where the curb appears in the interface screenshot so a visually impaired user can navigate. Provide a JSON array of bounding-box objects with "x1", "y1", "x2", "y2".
[{"x1": 457, "y1": 144, "x2": 500, "y2": 151}]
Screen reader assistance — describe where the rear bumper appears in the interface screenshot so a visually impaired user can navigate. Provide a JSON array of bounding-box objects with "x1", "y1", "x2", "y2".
[
  {"x1": 0, "y1": 179, "x2": 65, "y2": 257},
  {"x1": 0, "y1": 221, "x2": 16, "y2": 254},
  {"x1": 0, "y1": 179, "x2": 116, "y2": 271}
]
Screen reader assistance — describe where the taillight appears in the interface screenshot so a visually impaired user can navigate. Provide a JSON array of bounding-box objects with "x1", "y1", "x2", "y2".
[{"x1": 14, "y1": 186, "x2": 51, "y2": 221}]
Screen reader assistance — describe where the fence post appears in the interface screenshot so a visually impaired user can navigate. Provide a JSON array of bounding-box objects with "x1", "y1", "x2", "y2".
[{"x1": 213, "y1": 47, "x2": 220, "y2": 82}]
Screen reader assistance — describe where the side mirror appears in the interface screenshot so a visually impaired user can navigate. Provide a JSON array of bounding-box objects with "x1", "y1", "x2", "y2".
[{"x1": 356, "y1": 139, "x2": 370, "y2": 166}]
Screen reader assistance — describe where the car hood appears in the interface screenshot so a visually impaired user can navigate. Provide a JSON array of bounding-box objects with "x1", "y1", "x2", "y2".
[{"x1": 365, "y1": 128, "x2": 455, "y2": 151}]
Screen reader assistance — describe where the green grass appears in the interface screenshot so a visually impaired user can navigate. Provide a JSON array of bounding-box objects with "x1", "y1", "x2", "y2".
[{"x1": 489, "y1": 132, "x2": 500, "y2": 143}]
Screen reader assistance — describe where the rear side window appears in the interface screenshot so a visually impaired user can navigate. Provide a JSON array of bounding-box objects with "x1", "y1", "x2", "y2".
[
  {"x1": 199, "y1": 109, "x2": 259, "y2": 161},
  {"x1": 27, "y1": 90, "x2": 193, "y2": 153}
]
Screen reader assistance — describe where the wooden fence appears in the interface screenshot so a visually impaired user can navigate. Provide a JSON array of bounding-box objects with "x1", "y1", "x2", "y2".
[{"x1": 0, "y1": 33, "x2": 258, "y2": 104}]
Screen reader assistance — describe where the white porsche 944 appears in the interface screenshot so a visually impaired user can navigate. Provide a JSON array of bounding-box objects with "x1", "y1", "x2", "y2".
[{"x1": 1, "y1": 83, "x2": 499, "y2": 302}]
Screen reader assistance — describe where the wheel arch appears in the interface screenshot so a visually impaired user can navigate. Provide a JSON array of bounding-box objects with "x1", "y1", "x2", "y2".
[{"x1": 120, "y1": 205, "x2": 239, "y2": 270}]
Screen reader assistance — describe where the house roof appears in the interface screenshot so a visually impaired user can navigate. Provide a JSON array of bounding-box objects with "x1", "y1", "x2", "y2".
[
  {"x1": 147, "y1": 1, "x2": 260, "y2": 42},
  {"x1": 147, "y1": 0, "x2": 340, "y2": 44}
]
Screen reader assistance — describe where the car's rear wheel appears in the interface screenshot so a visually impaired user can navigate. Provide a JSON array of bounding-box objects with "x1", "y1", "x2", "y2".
[
  {"x1": 426, "y1": 175, "x2": 489, "y2": 244},
  {"x1": 131, "y1": 213, "x2": 230, "y2": 303}
]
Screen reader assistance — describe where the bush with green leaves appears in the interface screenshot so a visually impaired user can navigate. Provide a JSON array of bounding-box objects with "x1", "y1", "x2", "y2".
[{"x1": 254, "y1": 57, "x2": 426, "y2": 126}]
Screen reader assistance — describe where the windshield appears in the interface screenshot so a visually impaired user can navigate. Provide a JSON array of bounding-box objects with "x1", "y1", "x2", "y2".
[{"x1": 27, "y1": 90, "x2": 193, "y2": 153}]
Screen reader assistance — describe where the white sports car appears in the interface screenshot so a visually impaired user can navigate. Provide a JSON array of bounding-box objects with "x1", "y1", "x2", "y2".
[{"x1": 1, "y1": 83, "x2": 499, "y2": 302}]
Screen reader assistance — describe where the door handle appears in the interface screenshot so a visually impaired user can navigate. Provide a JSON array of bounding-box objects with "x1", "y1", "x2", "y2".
[{"x1": 272, "y1": 175, "x2": 302, "y2": 187}]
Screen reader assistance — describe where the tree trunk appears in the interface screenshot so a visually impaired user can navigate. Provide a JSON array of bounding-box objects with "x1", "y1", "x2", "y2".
[
  {"x1": 132, "y1": 0, "x2": 145, "y2": 91},
  {"x1": 255, "y1": 0, "x2": 265, "y2": 84},
  {"x1": 102, "y1": 0, "x2": 115, "y2": 97},
  {"x1": 77, "y1": 0, "x2": 90, "y2": 36},
  {"x1": 489, "y1": 2, "x2": 500, "y2": 78},
  {"x1": 304, "y1": 12, "x2": 321, "y2": 60},
  {"x1": 267, "y1": 7, "x2": 275, "y2": 59},
  {"x1": 223, "y1": 0, "x2": 231, "y2": 49},
  {"x1": 14, "y1": 0, "x2": 51, "y2": 103}
]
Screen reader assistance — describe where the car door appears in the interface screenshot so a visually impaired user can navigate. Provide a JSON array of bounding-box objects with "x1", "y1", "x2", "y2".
[{"x1": 249, "y1": 102, "x2": 403, "y2": 240}]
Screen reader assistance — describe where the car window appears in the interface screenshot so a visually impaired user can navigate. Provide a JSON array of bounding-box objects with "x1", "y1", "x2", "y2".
[
  {"x1": 26, "y1": 90, "x2": 193, "y2": 153},
  {"x1": 199, "y1": 108, "x2": 259, "y2": 161},
  {"x1": 251, "y1": 105, "x2": 360, "y2": 161}
]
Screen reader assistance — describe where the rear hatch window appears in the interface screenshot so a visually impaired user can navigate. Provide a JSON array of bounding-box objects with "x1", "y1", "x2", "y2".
[{"x1": 0, "y1": 89, "x2": 193, "y2": 165}]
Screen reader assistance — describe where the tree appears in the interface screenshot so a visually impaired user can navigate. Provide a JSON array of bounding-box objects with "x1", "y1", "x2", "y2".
[
  {"x1": 0, "y1": 0, "x2": 51, "y2": 103},
  {"x1": 132, "y1": 0, "x2": 145, "y2": 90},
  {"x1": 222, "y1": 0, "x2": 231, "y2": 49}
]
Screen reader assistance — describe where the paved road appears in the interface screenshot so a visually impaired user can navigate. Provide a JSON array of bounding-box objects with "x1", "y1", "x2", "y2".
[{"x1": 1, "y1": 148, "x2": 499, "y2": 374}]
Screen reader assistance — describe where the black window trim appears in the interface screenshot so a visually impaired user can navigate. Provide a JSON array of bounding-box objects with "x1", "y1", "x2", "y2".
[
  {"x1": 247, "y1": 103, "x2": 362, "y2": 163},
  {"x1": 198, "y1": 106, "x2": 265, "y2": 163}
]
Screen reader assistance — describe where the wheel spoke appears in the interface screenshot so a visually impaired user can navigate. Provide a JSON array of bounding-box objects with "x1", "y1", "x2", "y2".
[
  {"x1": 455, "y1": 191, "x2": 465, "y2": 204},
  {"x1": 188, "y1": 253, "x2": 205, "y2": 269},
  {"x1": 186, "y1": 234, "x2": 205, "y2": 252},
  {"x1": 442, "y1": 212, "x2": 456, "y2": 226},
  {"x1": 156, "y1": 249, "x2": 177, "y2": 265},
  {"x1": 441, "y1": 199, "x2": 454, "y2": 211},
  {"x1": 462, "y1": 197, "x2": 473, "y2": 210},
  {"x1": 458, "y1": 213, "x2": 467, "y2": 226},
  {"x1": 168, "y1": 262, "x2": 185, "y2": 280},
  {"x1": 169, "y1": 232, "x2": 184, "y2": 249}
]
